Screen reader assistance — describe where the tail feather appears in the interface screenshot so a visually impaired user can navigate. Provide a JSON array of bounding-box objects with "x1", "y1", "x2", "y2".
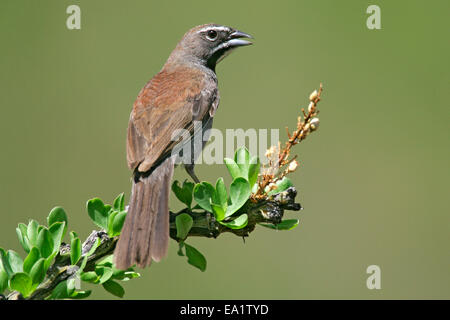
[
  {"x1": 132, "y1": 177, "x2": 154, "y2": 268},
  {"x1": 150, "y1": 172, "x2": 171, "y2": 262},
  {"x1": 114, "y1": 157, "x2": 175, "y2": 270}
]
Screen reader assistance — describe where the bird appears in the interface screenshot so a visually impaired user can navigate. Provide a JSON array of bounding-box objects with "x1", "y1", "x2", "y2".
[{"x1": 114, "y1": 24, "x2": 253, "y2": 270}]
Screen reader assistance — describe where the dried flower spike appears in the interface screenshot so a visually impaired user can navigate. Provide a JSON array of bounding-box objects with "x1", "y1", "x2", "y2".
[
  {"x1": 310, "y1": 118, "x2": 320, "y2": 131},
  {"x1": 288, "y1": 160, "x2": 298, "y2": 172},
  {"x1": 265, "y1": 145, "x2": 277, "y2": 159},
  {"x1": 309, "y1": 90, "x2": 319, "y2": 101},
  {"x1": 253, "y1": 83, "x2": 324, "y2": 199}
]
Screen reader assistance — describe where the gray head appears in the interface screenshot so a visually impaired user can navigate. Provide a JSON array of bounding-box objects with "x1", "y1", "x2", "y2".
[{"x1": 167, "y1": 24, "x2": 253, "y2": 71}]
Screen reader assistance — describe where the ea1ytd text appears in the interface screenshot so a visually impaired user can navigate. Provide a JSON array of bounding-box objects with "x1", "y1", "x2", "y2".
[{"x1": 180, "y1": 304, "x2": 269, "y2": 317}]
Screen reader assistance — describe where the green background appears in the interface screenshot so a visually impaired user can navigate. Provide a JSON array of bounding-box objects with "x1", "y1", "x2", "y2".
[{"x1": 0, "y1": 0, "x2": 448, "y2": 299}]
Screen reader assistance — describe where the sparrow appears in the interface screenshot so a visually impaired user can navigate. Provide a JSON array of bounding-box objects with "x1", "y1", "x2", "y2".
[{"x1": 114, "y1": 24, "x2": 253, "y2": 269}]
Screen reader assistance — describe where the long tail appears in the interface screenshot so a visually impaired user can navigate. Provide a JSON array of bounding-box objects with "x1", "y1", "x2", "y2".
[{"x1": 114, "y1": 157, "x2": 175, "y2": 269}]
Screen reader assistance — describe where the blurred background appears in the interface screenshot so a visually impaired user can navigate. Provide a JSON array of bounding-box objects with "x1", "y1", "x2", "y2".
[{"x1": 0, "y1": 0, "x2": 448, "y2": 299}]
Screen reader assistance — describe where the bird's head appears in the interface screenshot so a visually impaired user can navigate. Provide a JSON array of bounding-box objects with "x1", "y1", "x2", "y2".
[{"x1": 168, "y1": 24, "x2": 253, "y2": 71}]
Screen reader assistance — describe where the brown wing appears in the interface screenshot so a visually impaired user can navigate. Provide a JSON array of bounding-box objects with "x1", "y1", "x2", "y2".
[{"x1": 127, "y1": 66, "x2": 218, "y2": 173}]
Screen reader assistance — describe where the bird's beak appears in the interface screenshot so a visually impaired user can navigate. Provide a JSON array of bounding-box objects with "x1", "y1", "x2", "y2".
[{"x1": 226, "y1": 30, "x2": 253, "y2": 48}]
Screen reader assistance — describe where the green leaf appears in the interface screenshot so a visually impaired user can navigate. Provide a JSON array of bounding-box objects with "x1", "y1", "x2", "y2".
[
  {"x1": 97, "y1": 254, "x2": 113, "y2": 266},
  {"x1": 7, "y1": 250, "x2": 23, "y2": 274},
  {"x1": 113, "y1": 271, "x2": 140, "y2": 281},
  {"x1": 211, "y1": 203, "x2": 226, "y2": 221},
  {"x1": 49, "y1": 222, "x2": 66, "y2": 255},
  {"x1": 80, "y1": 271, "x2": 99, "y2": 283},
  {"x1": 235, "y1": 147, "x2": 251, "y2": 178},
  {"x1": 184, "y1": 243, "x2": 207, "y2": 272},
  {"x1": 87, "y1": 198, "x2": 110, "y2": 230},
  {"x1": 96, "y1": 266, "x2": 114, "y2": 284},
  {"x1": 104, "y1": 204, "x2": 112, "y2": 215},
  {"x1": 111, "y1": 211, "x2": 127, "y2": 236},
  {"x1": 29, "y1": 258, "x2": 46, "y2": 285},
  {"x1": 70, "y1": 231, "x2": 78, "y2": 242},
  {"x1": 65, "y1": 275, "x2": 74, "y2": 294},
  {"x1": 86, "y1": 237, "x2": 100, "y2": 257},
  {"x1": 183, "y1": 181, "x2": 195, "y2": 197},
  {"x1": 49, "y1": 280, "x2": 71, "y2": 299},
  {"x1": 18, "y1": 223, "x2": 28, "y2": 239},
  {"x1": 175, "y1": 213, "x2": 193, "y2": 240},
  {"x1": 102, "y1": 280, "x2": 125, "y2": 298},
  {"x1": 96, "y1": 255, "x2": 140, "y2": 281},
  {"x1": 47, "y1": 207, "x2": 68, "y2": 236},
  {"x1": 213, "y1": 177, "x2": 228, "y2": 209},
  {"x1": 267, "y1": 177, "x2": 294, "y2": 196},
  {"x1": 78, "y1": 238, "x2": 100, "y2": 273},
  {"x1": 248, "y1": 156, "x2": 260, "y2": 187},
  {"x1": 226, "y1": 177, "x2": 251, "y2": 217},
  {"x1": 113, "y1": 193, "x2": 125, "y2": 211},
  {"x1": 70, "y1": 237, "x2": 81, "y2": 265},
  {"x1": 45, "y1": 222, "x2": 66, "y2": 270},
  {"x1": 172, "y1": 180, "x2": 194, "y2": 208},
  {"x1": 0, "y1": 270, "x2": 8, "y2": 293},
  {"x1": 9, "y1": 272, "x2": 32, "y2": 297},
  {"x1": 44, "y1": 252, "x2": 59, "y2": 274},
  {"x1": 69, "y1": 290, "x2": 92, "y2": 299},
  {"x1": 23, "y1": 247, "x2": 40, "y2": 274},
  {"x1": 219, "y1": 214, "x2": 248, "y2": 230},
  {"x1": 0, "y1": 248, "x2": 13, "y2": 278},
  {"x1": 36, "y1": 228, "x2": 54, "y2": 258},
  {"x1": 106, "y1": 210, "x2": 119, "y2": 236},
  {"x1": 226, "y1": 148, "x2": 260, "y2": 186},
  {"x1": 259, "y1": 219, "x2": 300, "y2": 231},
  {"x1": 27, "y1": 220, "x2": 39, "y2": 246},
  {"x1": 193, "y1": 182, "x2": 215, "y2": 213},
  {"x1": 66, "y1": 277, "x2": 75, "y2": 293},
  {"x1": 224, "y1": 158, "x2": 241, "y2": 180},
  {"x1": 16, "y1": 224, "x2": 30, "y2": 253}
]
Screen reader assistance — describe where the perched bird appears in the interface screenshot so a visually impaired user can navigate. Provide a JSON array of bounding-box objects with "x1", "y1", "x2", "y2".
[{"x1": 114, "y1": 24, "x2": 253, "y2": 269}]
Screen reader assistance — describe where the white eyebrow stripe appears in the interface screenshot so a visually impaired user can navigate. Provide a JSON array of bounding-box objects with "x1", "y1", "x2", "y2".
[{"x1": 197, "y1": 26, "x2": 230, "y2": 33}]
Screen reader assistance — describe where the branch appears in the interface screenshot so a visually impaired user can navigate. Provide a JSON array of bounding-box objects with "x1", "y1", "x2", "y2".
[
  {"x1": 169, "y1": 187, "x2": 301, "y2": 239},
  {"x1": 6, "y1": 231, "x2": 117, "y2": 300},
  {"x1": 4, "y1": 187, "x2": 301, "y2": 300}
]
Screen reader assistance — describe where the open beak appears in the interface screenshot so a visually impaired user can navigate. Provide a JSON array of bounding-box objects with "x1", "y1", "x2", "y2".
[
  {"x1": 226, "y1": 29, "x2": 253, "y2": 48},
  {"x1": 214, "y1": 28, "x2": 253, "y2": 65}
]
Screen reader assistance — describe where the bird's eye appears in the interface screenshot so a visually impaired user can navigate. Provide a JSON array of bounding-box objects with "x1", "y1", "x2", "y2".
[{"x1": 206, "y1": 30, "x2": 218, "y2": 41}]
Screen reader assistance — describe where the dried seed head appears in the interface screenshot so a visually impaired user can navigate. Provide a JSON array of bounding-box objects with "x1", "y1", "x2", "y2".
[
  {"x1": 303, "y1": 123, "x2": 311, "y2": 133},
  {"x1": 309, "y1": 90, "x2": 318, "y2": 102},
  {"x1": 310, "y1": 117, "x2": 320, "y2": 131},
  {"x1": 265, "y1": 145, "x2": 277, "y2": 158},
  {"x1": 288, "y1": 160, "x2": 299, "y2": 172}
]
